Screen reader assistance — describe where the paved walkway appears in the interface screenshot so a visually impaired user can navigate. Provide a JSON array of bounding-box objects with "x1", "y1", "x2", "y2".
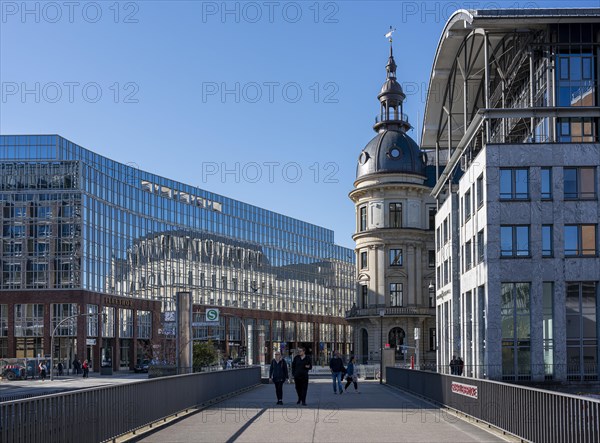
[{"x1": 139, "y1": 379, "x2": 510, "y2": 443}]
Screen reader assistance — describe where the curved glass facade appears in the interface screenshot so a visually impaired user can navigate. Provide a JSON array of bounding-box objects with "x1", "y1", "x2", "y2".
[{"x1": 0, "y1": 135, "x2": 355, "y2": 319}]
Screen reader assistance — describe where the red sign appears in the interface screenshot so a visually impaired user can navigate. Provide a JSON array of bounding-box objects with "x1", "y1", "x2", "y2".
[
  {"x1": 451, "y1": 382, "x2": 478, "y2": 399},
  {"x1": 385, "y1": 343, "x2": 390, "y2": 348}
]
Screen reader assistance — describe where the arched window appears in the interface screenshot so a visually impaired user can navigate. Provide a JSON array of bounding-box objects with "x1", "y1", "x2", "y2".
[{"x1": 388, "y1": 327, "x2": 406, "y2": 360}]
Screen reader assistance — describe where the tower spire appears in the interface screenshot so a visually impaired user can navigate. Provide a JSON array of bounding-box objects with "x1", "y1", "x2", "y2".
[
  {"x1": 374, "y1": 26, "x2": 409, "y2": 133},
  {"x1": 385, "y1": 26, "x2": 396, "y2": 56}
]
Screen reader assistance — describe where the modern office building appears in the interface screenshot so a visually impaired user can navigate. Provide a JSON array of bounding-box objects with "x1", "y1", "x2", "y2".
[
  {"x1": 424, "y1": 9, "x2": 600, "y2": 381},
  {"x1": 0, "y1": 135, "x2": 355, "y2": 371},
  {"x1": 346, "y1": 38, "x2": 438, "y2": 367}
]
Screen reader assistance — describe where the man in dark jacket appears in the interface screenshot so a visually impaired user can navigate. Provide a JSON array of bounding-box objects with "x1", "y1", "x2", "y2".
[
  {"x1": 291, "y1": 347, "x2": 312, "y2": 406},
  {"x1": 329, "y1": 351, "x2": 345, "y2": 394},
  {"x1": 269, "y1": 351, "x2": 289, "y2": 405}
]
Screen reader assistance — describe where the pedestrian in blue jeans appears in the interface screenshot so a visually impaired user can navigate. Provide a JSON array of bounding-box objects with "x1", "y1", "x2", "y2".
[{"x1": 329, "y1": 351, "x2": 345, "y2": 394}]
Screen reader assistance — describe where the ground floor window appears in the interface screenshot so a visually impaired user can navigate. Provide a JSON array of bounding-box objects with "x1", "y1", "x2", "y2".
[
  {"x1": 16, "y1": 337, "x2": 43, "y2": 358},
  {"x1": 388, "y1": 327, "x2": 405, "y2": 360},
  {"x1": 0, "y1": 338, "x2": 7, "y2": 358},
  {"x1": 120, "y1": 339, "x2": 131, "y2": 368},
  {"x1": 501, "y1": 282, "x2": 531, "y2": 380},
  {"x1": 53, "y1": 337, "x2": 77, "y2": 372},
  {"x1": 102, "y1": 339, "x2": 114, "y2": 368},
  {"x1": 566, "y1": 281, "x2": 597, "y2": 380}
]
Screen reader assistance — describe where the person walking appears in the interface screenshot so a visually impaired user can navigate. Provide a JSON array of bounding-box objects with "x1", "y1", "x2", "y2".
[
  {"x1": 269, "y1": 351, "x2": 289, "y2": 405},
  {"x1": 57, "y1": 362, "x2": 64, "y2": 376},
  {"x1": 344, "y1": 356, "x2": 360, "y2": 393},
  {"x1": 73, "y1": 357, "x2": 81, "y2": 375},
  {"x1": 291, "y1": 347, "x2": 312, "y2": 406},
  {"x1": 329, "y1": 350, "x2": 345, "y2": 394},
  {"x1": 457, "y1": 356, "x2": 464, "y2": 376},
  {"x1": 82, "y1": 360, "x2": 89, "y2": 378},
  {"x1": 39, "y1": 361, "x2": 47, "y2": 381},
  {"x1": 449, "y1": 355, "x2": 457, "y2": 375}
]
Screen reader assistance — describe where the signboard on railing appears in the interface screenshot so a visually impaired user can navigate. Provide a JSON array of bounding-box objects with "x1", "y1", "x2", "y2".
[{"x1": 451, "y1": 381, "x2": 478, "y2": 399}]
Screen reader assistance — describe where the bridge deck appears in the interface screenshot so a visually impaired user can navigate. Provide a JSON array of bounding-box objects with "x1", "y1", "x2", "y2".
[{"x1": 139, "y1": 379, "x2": 511, "y2": 442}]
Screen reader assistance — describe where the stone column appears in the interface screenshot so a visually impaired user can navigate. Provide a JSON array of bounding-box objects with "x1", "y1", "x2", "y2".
[
  {"x1": 407, "y1": 245, "x2": 416, "y2": 305},
  {"x1": 376, "y1": 245, "x2": 385, "y2": 306},
  {"x1": 416, "y1": 245, "x2": 423, "y2": 306}
]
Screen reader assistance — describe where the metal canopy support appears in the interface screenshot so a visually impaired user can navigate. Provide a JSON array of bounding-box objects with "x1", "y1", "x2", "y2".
[
  {"x1": 430, "y1": 106, "x2": 600, "y2": 198},
  {"x1": 431, "y1": 111, "x2": 485, "y2": 198}
]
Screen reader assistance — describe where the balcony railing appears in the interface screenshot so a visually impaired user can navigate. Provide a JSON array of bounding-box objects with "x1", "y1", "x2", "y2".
[
  {"x1": 345, "y1": 305, "x2": 435, "y2": 318},
  {"x1": 375, "y1": 112, "x2": 409, "y2": 124}
]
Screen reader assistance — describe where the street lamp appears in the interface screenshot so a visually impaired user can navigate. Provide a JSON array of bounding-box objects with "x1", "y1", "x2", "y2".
[
  {"x1": 50, "y1": 311, "x2": 105, "y2": 381},
  {"x1": 379, "y1": 308, "x2": 385, "y2": 384}
]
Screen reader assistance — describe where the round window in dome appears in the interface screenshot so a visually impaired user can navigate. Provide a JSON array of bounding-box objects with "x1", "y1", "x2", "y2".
[
  {"x1": 388, "y1": 147, "x2": 401, "y2": 159},
  {"x1": 358, "y1": 151, "x2": 370, "y2": 165}
]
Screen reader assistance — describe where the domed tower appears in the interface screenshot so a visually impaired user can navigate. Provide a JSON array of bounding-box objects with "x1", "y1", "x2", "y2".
[{"x1": 347, "y1": 33, "x2": 437, "y2": 370}]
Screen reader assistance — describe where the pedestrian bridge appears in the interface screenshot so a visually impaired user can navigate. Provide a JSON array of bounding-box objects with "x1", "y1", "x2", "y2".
[
  {"x1": 137, "y1": 378, "x2": 508, "y2": 443},
  {"x1": 2, "y1": 367, "x2": 599, "y2": 442}
]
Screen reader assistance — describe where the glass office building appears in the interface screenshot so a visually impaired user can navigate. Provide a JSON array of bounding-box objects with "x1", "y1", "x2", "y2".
[{"x1": 0, "y1": 135, "x2": 354, "y2": 370}]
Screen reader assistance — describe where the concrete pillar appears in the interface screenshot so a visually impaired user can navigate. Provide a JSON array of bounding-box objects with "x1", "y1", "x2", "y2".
[{"x1": 176, "y1": 292, "x2": 192, "y2": 373}]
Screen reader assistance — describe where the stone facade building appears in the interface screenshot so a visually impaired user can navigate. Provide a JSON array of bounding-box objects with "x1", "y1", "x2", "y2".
[
  {"x1": 424, "y1": 9, "x2": 600, "y2": 381},
  {"x1": 346, "y1": 40, "x2": 437, "y2": 367}
]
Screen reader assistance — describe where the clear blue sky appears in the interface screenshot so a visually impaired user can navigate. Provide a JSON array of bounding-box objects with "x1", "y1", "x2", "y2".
[{"x1": 1, "y1": 0, "x2": 595, "y2": 249}]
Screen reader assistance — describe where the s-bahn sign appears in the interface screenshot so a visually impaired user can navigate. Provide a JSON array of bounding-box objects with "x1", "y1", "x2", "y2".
[
  {"x1": 205, "y1": 308, "x2": 219, "y2": 322},
  {"x1": 451, "y1": 382, "x2": 478, "y2": 399}
]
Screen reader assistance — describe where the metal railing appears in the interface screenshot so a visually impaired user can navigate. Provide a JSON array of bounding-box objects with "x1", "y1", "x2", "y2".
[
  {"x1": 345, "y1": 306, "x2": 435, "y2": 318},
  {"x1": 375, "y1": 113, "x2": 409, "y2": 124},
  {"x1": 419, "y1": 363, "x2": 599, "y2": 382},
  {"x1": 387, "y1": 367, "x2": 600, "y2": 442},
  {"x1": 1, "y1": 367, "x2": 260, "y2": 443}
]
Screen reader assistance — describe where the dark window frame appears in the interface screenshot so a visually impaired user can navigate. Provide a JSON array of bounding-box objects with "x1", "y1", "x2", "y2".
[
  {"x1": 389, "y1": 248, "x2": 403, "y2": 267},
  {"x1": 389, "y1": 203, "x2": 402, "y2": 228},
  {"x1": 500, "y1": 168, "x2": 529, "y2": 200}
]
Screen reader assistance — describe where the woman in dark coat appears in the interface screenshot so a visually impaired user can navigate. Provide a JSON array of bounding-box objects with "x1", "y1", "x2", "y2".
[{"x1": 269, "y1": 351, "x2": 289, "y2": 405}]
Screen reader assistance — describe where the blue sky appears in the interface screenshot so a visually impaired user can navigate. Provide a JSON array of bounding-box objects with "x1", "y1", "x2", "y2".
[{"x1": 1, "y1": 0, "x2": 595, "y2": 249}]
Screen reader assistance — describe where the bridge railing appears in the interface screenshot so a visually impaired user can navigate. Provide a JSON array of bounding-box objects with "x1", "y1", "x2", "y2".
[
  {"x1": 1, "y1": 366, "x2": 260, "y2": 443},
  {"x1": 387, "y1": 367, "x2": 600, "y2": 442}
]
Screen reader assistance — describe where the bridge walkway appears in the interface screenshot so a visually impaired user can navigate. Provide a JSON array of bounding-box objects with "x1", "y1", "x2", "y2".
[{"x1": 138, "y1": 378, "x2": 512, "y2": 442}]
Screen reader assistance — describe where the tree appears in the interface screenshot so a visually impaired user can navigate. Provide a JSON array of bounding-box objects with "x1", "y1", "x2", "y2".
[{"x1": 193, "y1": 340, "x2": 218, "y2": 371}]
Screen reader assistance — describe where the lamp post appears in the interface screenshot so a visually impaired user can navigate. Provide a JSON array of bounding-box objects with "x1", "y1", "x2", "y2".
[
  {"x1": 379, "y1": 308, "x2": 385, "y2": 384},
  {"x1": 50, "y1": 311, "x2": 104, "y2": 381}
]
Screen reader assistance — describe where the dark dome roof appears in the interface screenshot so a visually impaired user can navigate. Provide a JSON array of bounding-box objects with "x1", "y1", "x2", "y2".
[
  {"x1": 356, "y1": 129, "x2": 427, "y2": 180},
  {"x1": 379, "y1": 79, "x2": 404, "y2": 96}
]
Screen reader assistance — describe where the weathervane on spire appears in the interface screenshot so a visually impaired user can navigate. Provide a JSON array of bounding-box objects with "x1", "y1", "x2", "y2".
[{"x1": 385, "y1": 26, "x2": 396, "y2": 43}]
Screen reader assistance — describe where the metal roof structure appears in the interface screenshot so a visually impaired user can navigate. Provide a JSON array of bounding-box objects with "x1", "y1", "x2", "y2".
[{"x1": 422, "y1": 8, "x2": 600, "y2": 197}]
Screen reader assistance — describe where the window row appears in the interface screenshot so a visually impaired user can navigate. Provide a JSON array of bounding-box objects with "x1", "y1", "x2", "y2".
[
  {"x1": 499, "y1": 167, "x2": 596, "y2": 201},
  {"x1": 357, "y1": 203, "x2": 436, "y2": 232},
  {"x1": 500, "y1": 224, "x2": 597, "y2": 257},
  {"x1": 359, "y1": 248, "x2": 436, "y2": 270},
  {"x1": 4, "y1": 304, "x2": 151, "y2": 338}
]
